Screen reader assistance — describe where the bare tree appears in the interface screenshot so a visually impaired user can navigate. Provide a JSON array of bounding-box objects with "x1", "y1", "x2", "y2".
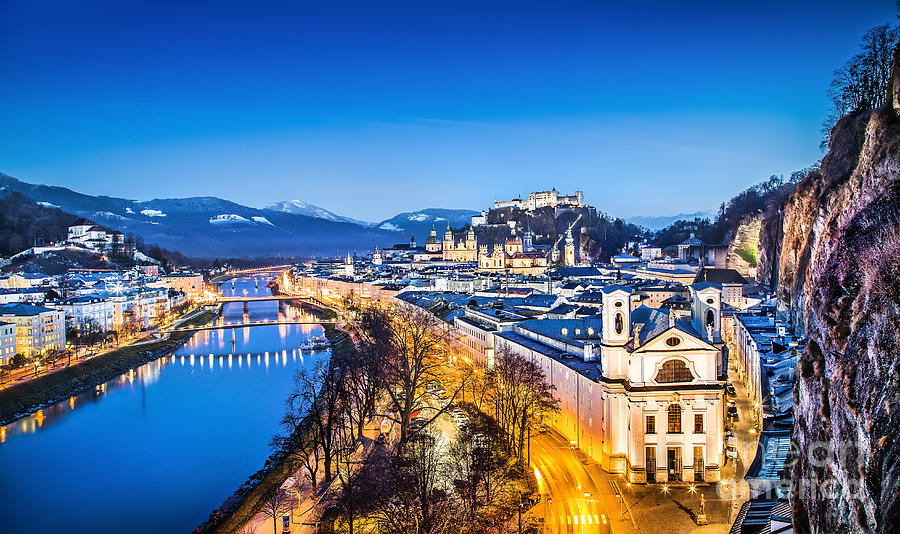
[
  {"x1": 489, "y1": 347, "x2": 559, "y2": 464},
  {"x1": 258, "y1": 484, "x2": 293, "y2": 534},
  {"x1": 291, "y1": 360, "x2": 347, "y2": 482},
  {"x1": 372, "y1": 431, "x2": 457, "y2": 534},
  {"x1": 374, "y1": 303, "x2": 468, "y2": 444},
  {"x1": 822, "y1": 24, "x2": 900, "y2": 148}
]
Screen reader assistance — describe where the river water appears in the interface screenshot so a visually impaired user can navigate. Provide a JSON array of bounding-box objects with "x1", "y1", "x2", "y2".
[{"x1": 0, "y1": 276, "x2": 327, "y2": 533}]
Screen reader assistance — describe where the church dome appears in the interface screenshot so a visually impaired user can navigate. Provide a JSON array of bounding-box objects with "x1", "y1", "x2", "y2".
[
  {"x1": 425, "y1": 234, "x2": 439, "y2": 244},
  {"x1": 506, "y1": 235, "x2": 523, "y2": 245}
]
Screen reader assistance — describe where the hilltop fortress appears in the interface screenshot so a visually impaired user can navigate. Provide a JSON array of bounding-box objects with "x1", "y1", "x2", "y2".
[{"x1": 494, "y1": 188, "x2": 584, "y2": 212}]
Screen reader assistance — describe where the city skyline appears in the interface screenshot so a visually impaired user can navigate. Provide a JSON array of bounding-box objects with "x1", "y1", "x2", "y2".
[{"x1": 2, "y1": 1, "x2": 895, "y2": 221}]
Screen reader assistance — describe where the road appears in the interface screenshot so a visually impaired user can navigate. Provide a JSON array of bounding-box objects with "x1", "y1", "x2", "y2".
[{"x1": 531, "y1": 429, "x2": 616, "y2": 534}]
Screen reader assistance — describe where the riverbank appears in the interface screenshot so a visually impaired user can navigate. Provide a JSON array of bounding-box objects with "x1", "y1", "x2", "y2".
[
  {"x1": 195, "y1": 298, "x2": 348, "y2": 534},
  {"x1": 0, "y1": 309, "x2": 219, "y2": 426}
]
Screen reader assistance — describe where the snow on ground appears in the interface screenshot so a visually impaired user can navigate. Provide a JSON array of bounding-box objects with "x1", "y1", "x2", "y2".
[
  {"x1": 140, "y1": 209, "x2": 166, "y2": 217},
  {"x1": 379, "y1": 222, "x2": 403, "y2": 231},
  {"x1": 209, "y1": 213, "x2": 252, "y2": 224},
  {"x1": 125, "y1": 207, "x2": 135, "y2": 214},
  {"x1": 37, "y1": 201, "x2": 60, "y2": 209},
  {"x1": 407, "y1": 213, "x2": 429, "y2": 222},
  {"x1": 94, "y1": 211, "x2": 126, "y2": 220},
  {"x1": 251, "y1": 216, "x2": 274, "y2": 225},
  {"x1": 134, "y1": 251, "x2": 160, "y2": 264}
]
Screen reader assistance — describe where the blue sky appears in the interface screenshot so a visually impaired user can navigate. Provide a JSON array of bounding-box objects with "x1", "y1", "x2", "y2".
[{"x1": 1, "y1": 1, "x2": 896, "y2": 221}]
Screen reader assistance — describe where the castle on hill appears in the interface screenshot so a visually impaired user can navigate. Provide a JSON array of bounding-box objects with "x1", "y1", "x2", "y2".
[{"x1": 494, "y1": 188, "x2": 584, "y2": 212}]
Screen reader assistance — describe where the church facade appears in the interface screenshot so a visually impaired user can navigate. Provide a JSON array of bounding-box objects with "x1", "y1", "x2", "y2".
[
  {"x1": 496, "y1": 283, "x2": 726, "y2": 484},
  {"x1": 422, "y1": 223, "x2": 550, "y2": 274}
]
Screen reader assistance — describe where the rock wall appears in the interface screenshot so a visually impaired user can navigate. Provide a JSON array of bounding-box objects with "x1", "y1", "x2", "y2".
[
  {"x1": 726, "y1": 214, "x2": 762, "y2": 280},
  {"x1": 786, "y1": 104, "x2": 900, "y2": 533}
]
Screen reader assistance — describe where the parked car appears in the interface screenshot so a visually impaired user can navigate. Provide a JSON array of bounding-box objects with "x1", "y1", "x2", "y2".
[{"x1": 727, "y1": 405, "x2": 739, "y2": 421}]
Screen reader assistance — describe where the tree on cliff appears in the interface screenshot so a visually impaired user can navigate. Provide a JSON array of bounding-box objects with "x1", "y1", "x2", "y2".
[{"x1": 822, "y1": 24, "x2": 900, "y2": 149}]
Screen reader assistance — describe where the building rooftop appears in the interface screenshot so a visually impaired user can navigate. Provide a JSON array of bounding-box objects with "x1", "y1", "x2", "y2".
[{"x1": 0, "y1": 303, "x2": 58, "y2": 316}]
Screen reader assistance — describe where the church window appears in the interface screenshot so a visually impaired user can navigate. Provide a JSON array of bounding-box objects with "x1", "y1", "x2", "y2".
[
  {"x1": 665, "y1": 336, "x2": 681, "y2": 347},
  {"x1": 614, "y1": 313, "x2": 623, "y2": 335},
  {"x1": 646, "y1": 415, "x2": 656, "y2": 434},
  {"x1": 667, "y1": 404, "x2": 682, "y2": 433},
  {"x1": 614, "y1": 300, "x2": 623, "y2": 308},
  {"x1": 706, "y1": 298, "x2": 715, "y2": 305},
  {"x1": 706, "y1": 309, "x2": 715, "y2": 329},
  {"x1": 656, "y1": 359, "x2": 694, "y2": 383},
  {"x1": 694, "y1": 414, "x2": 704, "y2": 433}
]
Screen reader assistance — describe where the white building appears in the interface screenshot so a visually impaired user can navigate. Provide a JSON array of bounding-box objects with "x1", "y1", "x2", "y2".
[
  {"x1": 496, "y1": 283, "x2": 726, "y2": 483},
  {"x1": 495, "y1": 188, "x2": 584, "y2": 212},
  {"x1": 453, "y1": 305, "x2": 529, "y2": 368},
  {"x1": 0, "y1": 322, "x2": 15, "y2": 365},
  {"x1": 67, "y1": 222, "x2": 125, "y2": 253},
  {"x1": 0, "y1": 303, "x2": 65, "y2": 357},
  {"x1": 49, "y1": 294, "x2": 116, "y2": 333}
]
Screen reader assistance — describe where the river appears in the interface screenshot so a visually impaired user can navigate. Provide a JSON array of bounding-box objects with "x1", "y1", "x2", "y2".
[{"x1": 0, "y1": 276, "x2": 327, "y2": 533}]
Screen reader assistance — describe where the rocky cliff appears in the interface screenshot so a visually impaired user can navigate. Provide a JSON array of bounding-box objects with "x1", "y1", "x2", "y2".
[{"x1": 776, "y1": 101, "x2": 900, "y2": 533}]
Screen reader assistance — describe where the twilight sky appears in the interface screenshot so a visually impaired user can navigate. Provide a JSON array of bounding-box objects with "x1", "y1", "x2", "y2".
[{"x1": 1, "y1": 1, "x2": 896, "y2": 222}]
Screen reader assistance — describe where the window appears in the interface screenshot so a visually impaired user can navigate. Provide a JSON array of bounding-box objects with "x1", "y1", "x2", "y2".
[
  {"x1": 667, "y1": 404, "x2": 682, "y2": 433},
  {"x1": 655, "y1": 359, "x2": 694, "y2": 383},
  {"x1": 646, "y1": 415, "x2": 656, "y2": 434},
  {"x1": 694, "y1": 414, "x2": 704, "y2": 433},
  {"x1": 665, "y1": 336, "x2": 681, "y2": 347},
  {"x1": 614, "y1": 312, "x2": 623, "y2": 334}
]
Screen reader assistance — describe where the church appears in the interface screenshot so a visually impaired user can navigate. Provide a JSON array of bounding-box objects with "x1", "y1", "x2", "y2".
[
  {"x1": 495, "y1": 282, "x2": 726, "y2": 484},
  {"x1": 421, "y1": 223, "x2": 550, "y2": 274},
  {"x1": 477, "y1": 227, "x2": 549, "y2": 275}
]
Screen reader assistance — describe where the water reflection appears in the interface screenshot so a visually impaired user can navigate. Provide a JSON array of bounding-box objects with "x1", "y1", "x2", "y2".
[{"x1": 0, "y1": 276, "x2": 330, "y2": 534}]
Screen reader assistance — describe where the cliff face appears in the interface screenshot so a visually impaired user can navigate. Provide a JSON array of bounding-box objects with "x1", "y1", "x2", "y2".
[
  {"x1": 785, "y1": 104, "x2": 900, "y2": 533},
  {"x1": 726, "y1": 214, "x2": 761, "y2": 279}
]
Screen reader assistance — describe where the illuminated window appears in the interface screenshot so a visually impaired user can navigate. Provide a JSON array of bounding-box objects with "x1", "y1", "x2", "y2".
[
  {"x1": 646, "y1": 415, "x2": 656, "y2": 434},
  {"x1": 667, "y1": 404, "x2": 682, "y2": 433},
  {"x1": 694, "y1": 414, "x2": 704, "y2": 433},
  {"x1": 656, "y1": 359, "x2": 694, "y2": 383}
]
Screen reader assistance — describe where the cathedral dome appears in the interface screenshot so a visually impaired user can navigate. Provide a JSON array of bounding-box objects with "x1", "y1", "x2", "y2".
[{"x1": 506, "y1": 235, "x2": 523, "y2": 245}]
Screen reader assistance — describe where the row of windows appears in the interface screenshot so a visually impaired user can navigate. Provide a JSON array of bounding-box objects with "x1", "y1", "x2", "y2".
[{"x1": 645, "y1": 406, "x2": 704, "y2": 434}]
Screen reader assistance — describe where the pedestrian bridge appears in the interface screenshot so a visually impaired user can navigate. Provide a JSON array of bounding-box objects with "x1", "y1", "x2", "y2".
[{"x1": 163, "y1": 319, "x2": 338, "y2": 333}]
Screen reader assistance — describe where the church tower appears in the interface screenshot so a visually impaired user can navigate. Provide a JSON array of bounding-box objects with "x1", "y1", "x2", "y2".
[
  {"x1": 344, "y1": 252, "x2": 355, "y2": 277},
  {"x1": 564, "y1": 228, "x2": 576, "y2": 267},
  {"x1": 466, "y1": 227, "x2": 477, "y2": 252},
  {"x1": 442, "y1": 223, "x2": 454, "y2": 260},
  {"x1": 689, "y1": 282, "x2": 722, "y2": 343},
  {"x1": 372, "y1": 246, "x2": 382, "y2": 265},
  {"x1": 425, "y1": 225, "x2": 441, "y2": 253},
  {"x1": 523, "y1": 223, "x2": 534, "y2": 252},
  {"x1": 601, "y1": 285, "x2": 632, "y2": 346}
]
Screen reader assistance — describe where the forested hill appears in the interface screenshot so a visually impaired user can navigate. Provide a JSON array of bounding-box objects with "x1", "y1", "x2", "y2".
[
  {"x1": 649, "y1": 170, "x2": 813, "y2": 250},
  {"x1": 0, "y1": 192, "x2": 85, "y2": 256}
]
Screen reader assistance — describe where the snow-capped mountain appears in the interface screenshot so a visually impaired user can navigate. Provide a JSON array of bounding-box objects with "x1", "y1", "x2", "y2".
[
  {"x1": 264, "y1": 200, "x2": 371, "y2": 226},
  {"x1": 375, "y1": 208, "x2": 480, "y2": 243},
  {"x1": 0, "y1": 172, "x2": 399, "y2": 257}
]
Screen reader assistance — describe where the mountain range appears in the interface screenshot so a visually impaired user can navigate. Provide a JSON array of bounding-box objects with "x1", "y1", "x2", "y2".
[
  {"x1": 626, "y1": 210, "x2": 716, "y2": 230},
  {"x1": 0, "y1": 173, "x2": 482, "y2": 258}
]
